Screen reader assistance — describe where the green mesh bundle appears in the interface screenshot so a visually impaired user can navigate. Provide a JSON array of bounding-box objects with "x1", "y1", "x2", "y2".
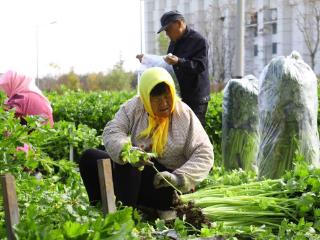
[
  {"x1": 222, "y1": 75, "x2": 259, "y2": 171},
  {"x1": 257, "y1": 51, "x2": 320, "y2": 179}
]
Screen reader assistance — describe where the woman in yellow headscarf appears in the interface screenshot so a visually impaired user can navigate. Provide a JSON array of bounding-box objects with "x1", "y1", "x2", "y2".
[
  {"x1": 138, "y1": 66, "x2": 177, "y2": 155},
  {"x1": 79, "y1": 67, "x2": 213, "y2": 219}
]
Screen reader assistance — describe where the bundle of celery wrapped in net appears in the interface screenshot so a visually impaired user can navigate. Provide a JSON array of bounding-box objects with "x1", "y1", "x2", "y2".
[
  {"x1": 222, "y1": 75, "x2": 259, "y2": 171},
  {"x1": 257, "y1": 51, "x2": 320, "y2": 179}
]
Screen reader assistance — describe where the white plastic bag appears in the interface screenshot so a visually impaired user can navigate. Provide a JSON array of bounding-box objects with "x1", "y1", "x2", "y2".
[
  {"x1": 257, "y1": 51, "x2": 320, "y2": 179},
  {"x1": 137, "y1": 54, "x2": 174, "y2": 82},
  {"x1": 222, "y1": 75, "x2": 259, "y2": 171}
]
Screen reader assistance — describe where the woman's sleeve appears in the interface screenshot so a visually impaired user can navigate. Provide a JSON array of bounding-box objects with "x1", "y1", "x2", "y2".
[
  {"x1": 173, "y1": 109, "x2": 214, "y2": 191},
  {"x1": 102, "y1": 100, "x2": 132, "y2": 164}
]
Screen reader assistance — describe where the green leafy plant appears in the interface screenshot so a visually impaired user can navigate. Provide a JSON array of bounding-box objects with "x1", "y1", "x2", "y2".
[
  {"x1": 120, "y1": 142, "x2": 157, "y2": 169},
  {"x1": 0, "y1": 96, "x2": 153, "y2": 240},
  {"x1": 3, "y1": 86, "x2": 320, "y2": 239},
  {"x1": 205, "y1": 93, "x2": 223, "y2": 166},
  {"x1": 120, "y1": 142, "x2": 182, "y2": 194},
  {"x1": 29, "y1": 120, "x2": 101, "y2": 161},
  {"x1": 180, "y1": 154, "x2": 320, "y2": 238},
  {"x1": 48, "y1": 90, "x2": 135, "y2": 135}
]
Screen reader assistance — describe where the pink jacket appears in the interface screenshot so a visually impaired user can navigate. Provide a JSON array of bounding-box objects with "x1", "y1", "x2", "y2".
[{"x1": 0, "y1": 70, "x2": 54, "y2": 127}]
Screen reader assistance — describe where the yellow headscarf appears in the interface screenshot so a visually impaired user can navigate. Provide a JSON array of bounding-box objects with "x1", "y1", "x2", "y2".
[{"x1": 138, "y1": 67, "x2": 177, "y2": 155}]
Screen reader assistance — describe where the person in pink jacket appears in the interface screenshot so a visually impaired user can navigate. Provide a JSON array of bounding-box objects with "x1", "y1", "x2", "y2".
[{"x1": 0, "y1": 70, "x2": 54, "y2": 127}]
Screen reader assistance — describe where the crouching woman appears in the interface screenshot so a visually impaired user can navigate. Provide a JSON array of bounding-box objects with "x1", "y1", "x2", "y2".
[{"x1": 79, "y1": 67, "x2": 213, "y2": 217}]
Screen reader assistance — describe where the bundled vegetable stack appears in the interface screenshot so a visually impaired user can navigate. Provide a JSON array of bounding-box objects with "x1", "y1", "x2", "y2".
[
  {"x1": 180, "y1": 157, "x2": 320, "y2": 235},
  {"x1": 257, "y1": 51, "x2": 320, "y2": 179},
  {"x1": 222, "y1": 75, "x2": 259, "y2": 171}
]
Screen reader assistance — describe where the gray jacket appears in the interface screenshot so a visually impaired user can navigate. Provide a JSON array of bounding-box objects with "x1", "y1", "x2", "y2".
[{"x1": 103, "y1": 96, "x2": 214, "y2": 190}]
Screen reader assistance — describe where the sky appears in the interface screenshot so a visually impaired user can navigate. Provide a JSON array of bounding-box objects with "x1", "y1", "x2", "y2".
[{"x1": 0, "y1": 0, "x2": 145, "y2": 78}]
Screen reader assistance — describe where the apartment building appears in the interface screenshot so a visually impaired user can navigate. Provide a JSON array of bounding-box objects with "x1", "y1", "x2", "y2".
[{"x1": 144, "y1": 0, "x2": 320, "y2": 79}]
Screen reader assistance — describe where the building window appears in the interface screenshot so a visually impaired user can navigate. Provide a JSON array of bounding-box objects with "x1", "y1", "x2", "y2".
[
  {"x1": 251, "y1": 12, "x2": 258, "y2": 24},
  {"x1": 254, "y1": 45, "x2": 258, "y2": 56},
  {"x1": 272, "y1": 42, "x2": 277, "y2": 54},
  {"x1": 264, "y1": 8, "x2": 277, "y2": 23},
  {"x1": 254, "y1": 26, "x2": 258, "y2": 37},
  {"x1": 272, "y1": 23, "x2": 277, "y2": 34}
]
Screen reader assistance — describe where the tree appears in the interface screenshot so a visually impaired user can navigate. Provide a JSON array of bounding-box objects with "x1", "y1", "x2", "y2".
[
  {"x1": 39, "y1": 75, "x2": 57, "y2": 91},
  {"x1": 39, "y1": 61, "x2": 136, "y2": 92},
  {"x1": 86, "y1": 73, "x2": 103, "y2": 91},
  {"x1": 100, "y1": 60, "x2": 134, "y2": 91},
  {"x1": 205, "y1": 0, "x2": 236, "y2": 86},
  {"x1": 58, "y1": 68, "x2": 80, "y2": 90},
  {"x1": 296, "y1": 0, "x2": 320, "y2": 70},
  {"x1": 157, "y1": 32, "x2": 170, "y2": 55}
]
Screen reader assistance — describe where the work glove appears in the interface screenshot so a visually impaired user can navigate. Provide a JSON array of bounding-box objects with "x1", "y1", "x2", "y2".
[{"x1": 153, "y1": 171, "x2": 185, "y2": 191}]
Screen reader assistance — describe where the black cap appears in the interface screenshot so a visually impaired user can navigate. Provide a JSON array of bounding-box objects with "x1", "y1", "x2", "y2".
[{"x1": 157, "y1": 10, "x2": 184, "y2": 34}]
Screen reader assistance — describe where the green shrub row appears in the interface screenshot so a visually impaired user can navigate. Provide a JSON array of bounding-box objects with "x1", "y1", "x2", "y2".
[
  {"x1": 48, "y1": 90, "x2": 135, "y2": 135},
  {"x1": 48, "y1": 88, "x2": 320, "y2": 165}
]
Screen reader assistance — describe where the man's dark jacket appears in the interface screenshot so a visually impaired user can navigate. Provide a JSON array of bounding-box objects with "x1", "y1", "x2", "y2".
[{"x1": 167, "y1": 26, "x2": 210, "y2": 105}]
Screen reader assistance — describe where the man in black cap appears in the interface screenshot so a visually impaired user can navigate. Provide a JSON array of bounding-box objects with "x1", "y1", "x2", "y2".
[{"x1": 137, "y1": 10, "x2": 210, "y2": 126}]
